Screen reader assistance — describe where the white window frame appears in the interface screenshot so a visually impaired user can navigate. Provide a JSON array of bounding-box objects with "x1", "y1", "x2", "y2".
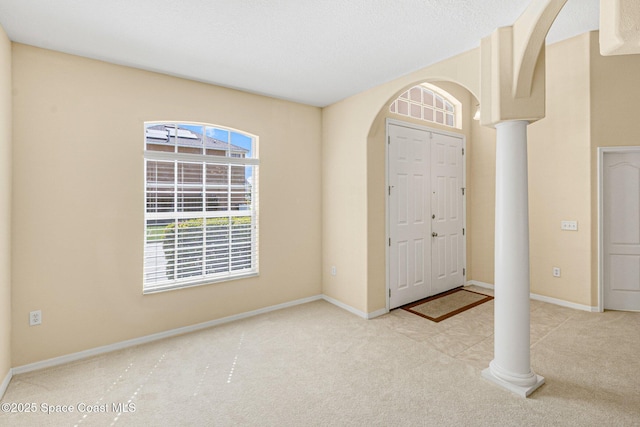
[
  {"x1": 389, "y1": 82, "x2": 462, "y2": 129},
  {"x1": 143, "y1": 122, "x2": 259, "y2": 294}
]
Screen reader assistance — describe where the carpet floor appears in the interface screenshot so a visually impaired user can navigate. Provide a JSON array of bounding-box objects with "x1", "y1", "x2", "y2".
[{"x1": 1, "y1": 285, "x2": 639, "y2": 426}]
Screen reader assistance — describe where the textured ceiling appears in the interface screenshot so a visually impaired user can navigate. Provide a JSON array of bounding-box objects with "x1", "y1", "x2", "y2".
[{"x1": 0, "y1": 0, "x2": 599, "y2": 107}]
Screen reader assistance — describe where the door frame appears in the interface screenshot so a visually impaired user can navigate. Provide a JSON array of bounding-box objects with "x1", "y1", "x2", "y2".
[
  {"x1": 385, "y1": 118, "x2": 466, "y2": 311},
  {"x1": 597, "y1": 146, "x2": 640, "y2": 312}
]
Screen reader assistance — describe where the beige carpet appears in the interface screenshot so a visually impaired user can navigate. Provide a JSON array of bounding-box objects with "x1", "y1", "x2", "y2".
[
  {"x1": 402, "y1": 288, "x2": 493, "y2": 322},
  {"x1": 1, "y1": 285, "x2": 639, "y2": 426}
]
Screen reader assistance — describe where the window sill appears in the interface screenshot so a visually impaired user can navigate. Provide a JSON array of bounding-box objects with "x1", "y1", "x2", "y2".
[{"x1": 143, "y1": 271, "x2": 259, "y2": 295}]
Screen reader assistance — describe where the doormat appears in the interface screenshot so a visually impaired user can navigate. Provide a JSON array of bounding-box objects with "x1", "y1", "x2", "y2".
[{"x1": 401, "y1": 288, "x2": 493, "y2": 323}]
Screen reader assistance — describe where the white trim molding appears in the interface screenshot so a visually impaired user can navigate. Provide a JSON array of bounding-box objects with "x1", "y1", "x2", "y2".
[
  {"x1": 529, "y1": 293, "x2": 598, "y2": 313},
  {"x1": 11, "y1": 294, "x2": 390, "y2": 376},
  {"x1": 466, "y1": 280, "x2": 494, "y2": 290},
  {"x1": 1, "y1": 369, "x2": 11, "y2": 400},
  {"x1": 466, "y1": 280, "x2": 598, "y2": 312},
  {"x1": 366, "y1": 308, "x2": 389, "y2": 319},
  {"x1": 13, "y1": 295, "x2": 323, "y2": 375},
  {"x1": 10, "y1": 294, "x2": 390, "y2": 377},
  {"x1": 321, "y1": 295, "x2": 388, "y2": 319}
]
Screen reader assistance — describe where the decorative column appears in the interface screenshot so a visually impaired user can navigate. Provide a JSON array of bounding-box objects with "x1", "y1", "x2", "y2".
[
  {"x1": 481, "y1": 120, "x2": 544, "y2": 397},
  {"x1": 478, "y1": 0, "x2": 571, "y2": 397}
]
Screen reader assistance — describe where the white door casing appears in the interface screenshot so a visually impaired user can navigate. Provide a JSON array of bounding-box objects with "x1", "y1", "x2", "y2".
[
  {"x1": 388, "y1": 124, "x2": 432, "y2": 308},
  {"x1": 602, "y1": 150, "x2": 640, "y2": 311},
  {"x1": 388, "y1": 121, "x2": 465, "y2": 309}
]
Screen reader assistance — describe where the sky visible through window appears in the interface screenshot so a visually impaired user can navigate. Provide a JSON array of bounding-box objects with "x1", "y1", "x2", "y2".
[{"x1": 179, "y1": 124, "x2": 255, "y2": 182}]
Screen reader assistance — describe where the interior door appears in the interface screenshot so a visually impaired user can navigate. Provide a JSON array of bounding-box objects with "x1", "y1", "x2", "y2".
[
  {"x1": 389, "y1": 124, "x2": 432, "y2": 308},
  {"x1": 603, "y1": 151, "x2": 640, "y2": 311},
  {"x1": 430, "y1": 133, "x2": 464, "y2": 294}
]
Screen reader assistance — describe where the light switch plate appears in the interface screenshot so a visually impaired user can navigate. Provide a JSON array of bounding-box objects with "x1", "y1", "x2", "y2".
[{"x1": 561, "y1": 220, "x2": 578, "y2": 231}]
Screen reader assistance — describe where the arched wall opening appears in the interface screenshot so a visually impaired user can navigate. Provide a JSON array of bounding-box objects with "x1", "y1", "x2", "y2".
[
  {"x1": 321, "y1": 49, "x2": 483, "y2": 316},
  {"x1": 365, "y1": 79, "x2": 489, "y2": 313}
]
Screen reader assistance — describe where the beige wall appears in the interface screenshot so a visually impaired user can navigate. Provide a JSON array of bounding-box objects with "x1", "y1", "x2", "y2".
[
  {"x1": 467, "y1": 119, "x2": 496, "y2": 284},
  {"x1": 527, "y1": 34, "x2": 593, "y2": 305},
  {"x1": 468, "y1": 34, "x2": 594, "y2": 306},
  {"x1": 11, "y1": 44, "x2": 322, "y2": 365},
  {"x1": 322, "y1": 95, "x2": 370, "y2": 312},
  {"x1": 0, "y1": 25, "x2": 12, "y2": 384},
  {"x1": 588, "y1": 30, "x2": 640, "y2": 305}
]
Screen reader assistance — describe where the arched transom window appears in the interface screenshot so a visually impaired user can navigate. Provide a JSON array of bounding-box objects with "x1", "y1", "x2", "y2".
[{"x1": 389, "y1": 83, "x2": 460, "y2": 128}]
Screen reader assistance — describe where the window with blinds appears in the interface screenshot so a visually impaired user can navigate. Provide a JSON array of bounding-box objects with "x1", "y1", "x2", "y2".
[{"x1": 143, "y1": 122, "x2": 258, "y2": 293}]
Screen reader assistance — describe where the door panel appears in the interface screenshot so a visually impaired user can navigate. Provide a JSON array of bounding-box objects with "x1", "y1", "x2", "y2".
[
  {"x1": 389, "y1": 124, "x2": 431, "y2": 308},
  {"x1": 431, "y1": 133, "x2": 464, "y2": 295},
  {"x1": 604, "y1": 152, "x2": 640, "y2": 310}
]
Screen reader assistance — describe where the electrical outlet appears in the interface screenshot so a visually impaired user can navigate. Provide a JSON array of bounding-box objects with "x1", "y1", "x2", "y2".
[
  {"x1": 331, "y1": 266, "x2": 337, "y2": 276},
  {"x1": 561, "y1": 221, "x2": 578, "y2": 231},
  {"x1": 29, "y1": 310, "x2": 42, "y2": 326},
  {"x1": 552, "y1": 267, "x2": 561, "y2": 278}
]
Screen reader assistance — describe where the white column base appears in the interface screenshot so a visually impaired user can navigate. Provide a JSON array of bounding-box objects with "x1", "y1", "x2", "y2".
[{"x1": 481, "y1": 367, "x2": 545, "y2": 398}]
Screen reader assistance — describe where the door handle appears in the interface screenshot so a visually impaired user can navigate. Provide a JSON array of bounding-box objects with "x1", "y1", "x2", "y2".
[{"x1": 432, "y1": 232, "x2": 438, "y2": 237}]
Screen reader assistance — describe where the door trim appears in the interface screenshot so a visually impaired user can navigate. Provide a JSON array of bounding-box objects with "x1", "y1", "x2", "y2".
[
  {"x1": 597, "y1": 146, "x2": 640, "y2": 312},
  {"x1": 385, "y1": 118, "x2": 466, "y2": 311}
]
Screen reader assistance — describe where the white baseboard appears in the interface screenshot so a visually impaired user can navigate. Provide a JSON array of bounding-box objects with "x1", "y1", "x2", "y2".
[
  {"x1": 13, "y1": 295, "x2": 324, "y2": 375},
  {"x1": 10, "y1": 293, "x2": 391, "y2": 376},
  {"x1": 466, "y1": 280, "x2": 494, "y2": 290},
  {"x1": 466, "y1": 280, "x2": 598, "y2": 312},
  {"x1": 529, "y1": 293, "x2": 599, "y2": 312},
  {"x1": 366, "y1": 307, "x2": 388, "y2": 319},
  {"x1": 0, "y1": 369, "x2": 11, "y2": 400},
  {"x1": 321, "y1": 295, "x2": 388, "y2": 319},
  {"x1": 322, "y1": 295, "x2": 368, "y2": 318}
]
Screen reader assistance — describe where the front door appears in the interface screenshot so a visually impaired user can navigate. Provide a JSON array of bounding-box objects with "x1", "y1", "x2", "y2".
[
  {"x1": 388, "y1": 123, "x2": 464, "y2": 309},
  {"x1": 603, "y1": 150, "x2": 640, "y2": 311}
]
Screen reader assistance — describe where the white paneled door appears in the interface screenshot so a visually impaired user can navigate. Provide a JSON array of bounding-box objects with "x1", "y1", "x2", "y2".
[
  {"x1": 431, "y1": 133, "x2": 464, "y2": 295},
  {"x1": 388, "y1": 123, "x2": 464, "y2": 309},
  {"x1": 389, "y1": 124, "x2": 432, "y2": 308},
  {"x1": 603, "y1": 151, "x2": 640, "y2": 311}
]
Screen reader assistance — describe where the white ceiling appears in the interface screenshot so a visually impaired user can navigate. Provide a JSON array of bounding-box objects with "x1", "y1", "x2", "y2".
[{"x1": 0, "y1": 0, "x2": 599, "y2": 107}]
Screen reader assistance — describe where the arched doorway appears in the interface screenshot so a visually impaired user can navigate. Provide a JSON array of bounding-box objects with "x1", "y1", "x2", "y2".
[{"x1": 365, "y1": 80, "x2": 479, "y2": 313}]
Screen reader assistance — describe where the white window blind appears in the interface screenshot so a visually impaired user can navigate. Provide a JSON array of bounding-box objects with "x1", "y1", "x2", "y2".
[{"x1": 143, "y1": 122, "x2": 259, "y2": 293}]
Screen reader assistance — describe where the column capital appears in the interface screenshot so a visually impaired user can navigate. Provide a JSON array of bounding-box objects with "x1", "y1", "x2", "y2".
[
  {"x1": 479, "y1": 0, "x2": 568, "y2": 127},
  {"x1": 600, "y1": 0, "x2": 640, "y2": 56}
]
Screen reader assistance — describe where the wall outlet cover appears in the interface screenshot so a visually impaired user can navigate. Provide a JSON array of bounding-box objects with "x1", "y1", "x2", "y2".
[{"x1": 29, "y1": 310, "x2": 42, "y2": 326}]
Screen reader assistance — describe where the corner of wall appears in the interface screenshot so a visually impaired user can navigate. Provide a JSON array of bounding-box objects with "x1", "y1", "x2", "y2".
[
  {"x1": 587, "y1": 31, "x2": 598, "y2": 308},
  {"x1": 0, "y1": 23, "x2": 13, "y2": 396}
]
